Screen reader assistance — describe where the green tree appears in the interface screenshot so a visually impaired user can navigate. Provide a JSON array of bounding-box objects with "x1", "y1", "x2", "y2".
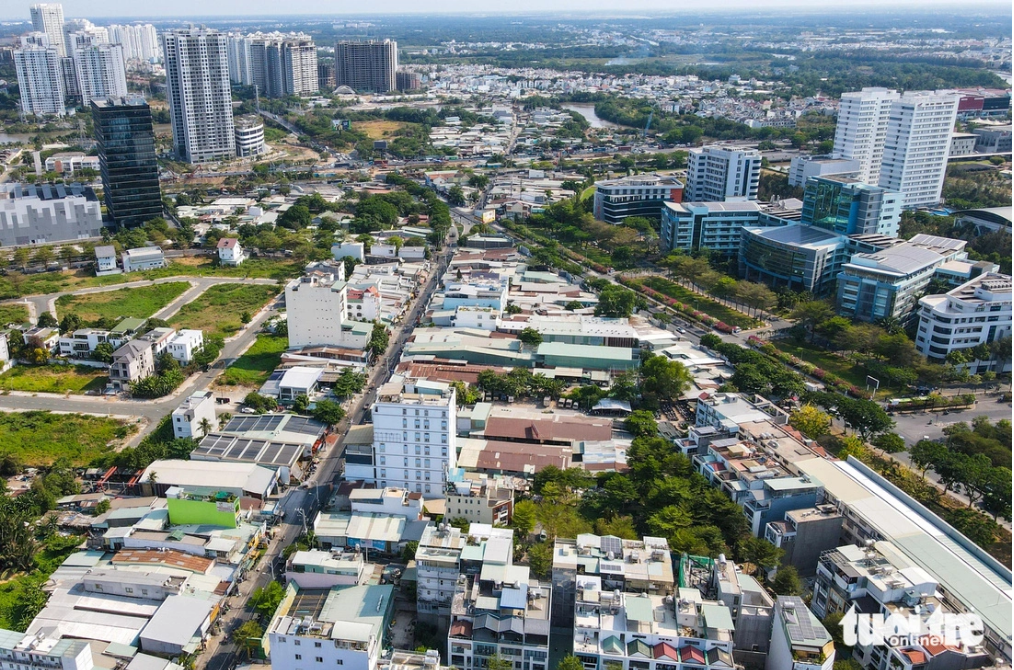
[
  {"x1": 511, "y1": 499, "x2": 537, "y2": 539},
  {"x1": 639, "y1": 354, "x2": 693, "y2": 403},
  {"x1": 250, "y1": 581, "x2": 286, "y2": 619},
  {"x1": 790, "y1": 404, "x2": 832, "y2": 439},
  {"x1": 37, "y1": 312, "x2": 58, "y2": 328},
  {"x1": 908, "y1": 440, "x2": 945, "y2": 480},
  {"x1": 770, "y1": 565, "x2": 803, "y2": 595},
  {"x1": 312, "y1": 399, "x2": 346, "y2": 426},
  {"x1": 624, "y1": 410, "x2": 658, "y2": 438},
  {"x1": 556, "y1": 656, "x2": 585, "y2": 670},
  {"x1": 871, "y1": 433, "x2": 906, "y2": 456},
  {"x1": 790, "y1": 301, "x2": 834, "y2": 342},
  {"x1": 594, "y1": 284, "x2": 637, "y2": 318},
  {"x1": 292, "y1": 394, "x2": 310, "y2": 413},
  {"x1": 235, "y1": 620, "x2": 264, "y2": 657},
  {"x1": 738, "y1": 536, "x2": 784, "y2": 575},
  {"x1": 368, "y1": 322, "x2": 390, "y2": 357},
  {"x1": 517, "y1": 327, "x2": 543, "y2": 346},
  {"x1": 526, "y1": 541, "x2": 553, "y2": 579}
]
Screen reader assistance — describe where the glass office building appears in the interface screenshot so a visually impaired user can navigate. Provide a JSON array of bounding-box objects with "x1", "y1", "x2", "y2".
[{"x1": 92, "y1": 96, "x2": 162, "y2": 227}]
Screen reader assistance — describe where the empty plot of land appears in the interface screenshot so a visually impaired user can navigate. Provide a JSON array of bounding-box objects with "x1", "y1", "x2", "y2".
[
  {"x1": 0, "y1": 410, "x2": 130, "y2": 466},
  {"x1": 170, "y1": 284, "x2": 278, "y2": 338},
  {"x1": 356, "y1": 119, "x2": 408, "y2": 139},
  {"x1": 0, "y1": 364, "x2": 107, "y2": 394},
  {"x1": 218, "y1": 333, "x2": 287, "y2": 388},
  {"x1": 55, "y1": 282, "x2": 190, "y2": 324}
]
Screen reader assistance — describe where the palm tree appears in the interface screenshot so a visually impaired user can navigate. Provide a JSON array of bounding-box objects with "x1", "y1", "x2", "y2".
[{"x1": 199, "y1": 418, "x2": 213, "y2": 437}]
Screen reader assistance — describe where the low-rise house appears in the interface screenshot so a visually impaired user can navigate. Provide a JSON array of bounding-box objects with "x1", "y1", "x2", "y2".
[
  {"x1": 58, "y1": 327, "x2": 113, "y2": 358},
  {"x1": 172, "y1": 391, "x2": 218, "y2": 439},
  {"x1": 167, "y1": 329, "x2": 204, "y2": 364},
  {"x1": 122, "y1": 246, "x2": 166, "y2": 272},
  {"x1": 284, "y1": 549, "x2": 368, "y2": 589},
  {"x1": 95, "y1": 244, "x2": 120, "y2": 275},
  {"x1": 443, "y1": 474, "x2": 513, "y2": 526},
  {"x1": 109, "y1": 339, "x2": 155, "y2": 389},
  {"x1": 216, "y1": 237, "x2": 244, "y2": 266}
]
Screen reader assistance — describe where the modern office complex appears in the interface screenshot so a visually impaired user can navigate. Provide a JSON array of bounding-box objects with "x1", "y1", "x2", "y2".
[
  {"x1": 29, "y1": 3, "x2": 66, "y2": 57},
  {"x1": 14, "y1": 35, "x2": 65, "y2": 116},
  {"x1": 592, "y1": 173, "x2": 684, "y2": 224},
  {"x1": 660, "y1": 200, "x2": 795, "y2": 256},
  {"x1": 802, "y1": 176, "x2": 902, "y2": 237},
  {"x1": 739, "y1": 224, "x2": 847, "y2": 294},
  {"x1": 915, "y1": 272, "x2": 1012, "y2": 370},
  {"x1": 161, "y1": 28, "x2": 236, "y2": 163},
  {"x1": 72, "y1": 43, "x2": 127, "y2": 106},
  {"x1": 685, "y1": 146, "x2": 761, "y2": 202},
  {"x1": 787, "y1": 155, "x2": 861, "y2": 188},
  {"x1": 335, "y1": 40, "x2": 398, "y2": 93},
  {"x1": 832, "y1": 87, "x2": 899, "y2": 183},
  {"x1": 0, "y1": 183, "x2": 103, "y2": 246},
  {"x1": 878, "y1": 90, "x2": 960, "y2": 208},
  {"x1": 347, "y1": 378, "x2": 456, "y2": 497},
  {"x1": 92, "y1": 96, "x2": 163, "y2": 227}
]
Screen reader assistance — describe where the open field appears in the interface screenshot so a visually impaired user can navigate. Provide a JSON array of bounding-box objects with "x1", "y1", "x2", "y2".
[
  {"x1": 0, "y1": 258, "x2": 298, "y2": 299},
  {"x1": 772, "y1": 339, "x2": 873, "y2": 393},
  {"x1": 0, "y1": 304, "x2": 29, "y2": 326},
  {"x1": 0, "y1": 410, "x2": 130, "y2": 466},
  {"x1": 218, "y1": 333, "x2": 287, "y2": 387},
  {"x1": 356, "y1": 119, "x2": 408, "y2": 139},
  {"x1": 55, "y1": 282, "x2": 189, "y2": 323},
  {"x1": 0, "y1": 364, "x2": 107, "y2": 394},
  {"x1": 169, "y1": 284, "x2": 279, "y2": 338}
]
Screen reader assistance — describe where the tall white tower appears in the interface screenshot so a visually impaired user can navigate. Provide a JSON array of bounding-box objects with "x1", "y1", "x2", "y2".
[
  {"x1": 832, "y1": 87, "x2": 899, "y2": 184},
  {"x1": 14, "y1": 34, "x2": 65, "y2": 116},
  {"x1": 29, "y1": 3, "x2": 65, "y2": 57}
]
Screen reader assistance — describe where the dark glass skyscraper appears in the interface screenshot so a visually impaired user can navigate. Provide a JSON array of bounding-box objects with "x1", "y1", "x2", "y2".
[{"x1": 92, "y1": 96, "x2": 162, "y2": 227}]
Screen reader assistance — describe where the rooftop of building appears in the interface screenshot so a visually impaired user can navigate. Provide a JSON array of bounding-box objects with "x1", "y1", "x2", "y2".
[
  {"x1": 776, "y1": 596, "x2": 831, "y2": 648},
  {"x1": 594, "y1": 172, "x2": 684, "y2": 188},
  {"x1": 269, "y1": 583, "x2": 393, "y2": 644},
  {"x1": 665, "y1": 200, "x2": 762, "y2": 214},
  {"x1": 0, "y1": 182, "x2": 98, "y2": 202},
  {"x1": 843, "y1": 243, "x2": 946, "y2": 277},
  {"x1": 743, "y1": 223, "x2": 842, "y2": 250}
]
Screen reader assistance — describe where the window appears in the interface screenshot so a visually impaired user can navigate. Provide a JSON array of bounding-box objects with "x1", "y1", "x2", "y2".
[
  {"x1": 295, "y1": 655, "x2": 302, "y2": 661},
  {"x1": 316, "y1": 658, "x2": 323, "y2": 663},
  {"x1": 315, "y1": 643, "x2": 322, "y2": 648}
]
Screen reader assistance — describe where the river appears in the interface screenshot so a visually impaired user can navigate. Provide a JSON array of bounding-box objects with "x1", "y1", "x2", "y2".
[
  {"x1": 562, "y1": 104, "x2": 618, "y2": 129},
  {"x1": 0, "y1": 132, "x2": 32, "y2": 145}
]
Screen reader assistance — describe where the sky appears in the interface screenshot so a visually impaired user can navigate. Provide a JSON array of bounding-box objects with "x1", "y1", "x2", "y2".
[{"x1": 2, "y1": 0, "x2": 1008, "y2": 20}]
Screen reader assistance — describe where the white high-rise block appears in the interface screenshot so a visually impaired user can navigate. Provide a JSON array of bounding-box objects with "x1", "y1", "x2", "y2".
[
  {"x1": 832, "y1": 87, "x2": 899, "y2": 184},
  {"x1": 14, "y1": 35, "x2": 65, "y2": 116},
  {"x1": 30, "y1": 3, "x2": 66, "y2": 57}
]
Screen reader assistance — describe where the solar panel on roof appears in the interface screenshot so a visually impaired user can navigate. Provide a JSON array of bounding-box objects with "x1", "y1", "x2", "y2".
[{"x1": 600, "y1": 535, "x2": 622, "y2": 557}]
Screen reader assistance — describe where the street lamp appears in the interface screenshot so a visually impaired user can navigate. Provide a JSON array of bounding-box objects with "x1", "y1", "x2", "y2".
[{"x1": 296, "y1": 508, "x2": 308, "y2": 536}]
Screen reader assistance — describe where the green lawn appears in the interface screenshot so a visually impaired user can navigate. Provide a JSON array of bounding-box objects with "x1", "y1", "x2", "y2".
[
  {"x1": 56, "y1": 282, "x2": 190, "y2": 324},
  {"x1": 638, "y1": 276, "x2": 762, "y2": 330},
  {"x1": 0, "y1": 258, "x2": 297, "y2": 300},
  {"x1": 170, "y1": 284, "x2": 278, "y2": 338},
  {"x1": 771, "y1": 339, "x2": 873, "y2": 392},
  {"x1": 0, "y1": 410, "x2": 131, "y2": 466},
  {"x1": 0, "y1": 303, "x2": 29, "y2": 326},
  {"x1": 218, "y1": 333, "x2": 287, "y2": 387},
  {"x1": 0, "y1": 364, "x2": 108, "y2": 394}
]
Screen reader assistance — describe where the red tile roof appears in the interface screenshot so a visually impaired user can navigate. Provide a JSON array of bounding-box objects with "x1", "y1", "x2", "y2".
[
  {"x1": 484, "y1": 415, "x2": 612, "y2": 444},
  {"x1": 475, "y1": 440, "x2": 572, "y2": 474},
  {"x1": 112, "y1": 548, "x2": 214, "y2": 574},
  {"x1": 217, "y1": 237, "x2": 238, "y2": 249},
  {"x1": 653, "y1": 643, "x2": 679, "y2": 660}
]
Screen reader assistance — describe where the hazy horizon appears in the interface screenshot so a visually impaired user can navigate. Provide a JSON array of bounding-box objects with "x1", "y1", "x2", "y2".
[{"x1": 2, "y1": 0, "x2": 1011, "y2": 21}]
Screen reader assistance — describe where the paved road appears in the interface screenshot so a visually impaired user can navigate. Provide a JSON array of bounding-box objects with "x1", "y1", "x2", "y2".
[{"x1": 200, "y1": 234, "x2": 454, "y2": 670}]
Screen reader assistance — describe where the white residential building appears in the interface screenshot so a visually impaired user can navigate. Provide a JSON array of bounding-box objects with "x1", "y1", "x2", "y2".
[
  {"x1": 878, "y1": 90, "x2": 960, "y2": 208},
  {"x1": 915, "y1": 272, "x2": 1012, "y2": 370},
  {"x1": 30, "y1": 3, "x2": 66, "y2": 57},
  {"x1": 686, "y1": 145, "x2": 761, "y2": 202},
  {"x1": 57, "y1": 328, "x2": 112, "y2": 358},
  {"x1": 332, "y1": 242, "x2": 365, "y2": 261},
  {"x1": 107, "y1": 24, "x2": 162, "y2": 62},
  {"x1": 167, "y1": 329, "x2": 204, "y2": 364},
  {"x1": 161, "y1": 28, "x2": 236, "y2": 163},
  {"x1": 44, "y1": 152, "x2": 100, "y2": 175},
  {"x1": 172, "y1": 391, "x2": 217, "y2": 439},
  {"x1": 122, "y1": 246, "x2": 166, "y2": 272},
  {"x1": 216, "y1": 237, "x2": 245, "y2": 265},
  {"x1": 832, "y1": 87, "x2": 900, "y2": 184},
  {"x1": 95, "y1": 244, "x2": 119, "y2": 275},
  {"x1": 788, "y1": 155, "x2": 861, "y2": 188},
  {"x1": 0, "y1": 628, "x2": 93, "y2": 670},
  {"x1": 346, "y1": 286, "x2": 382, "y2": 322},
  {"x1": 765, "y1": 597, "x2": 835, "y2": 670},
  {"x1": 414, "y1": 523, "x2": 466, "y2": 624},
  {"x1": 266, "y1": 584, "x2": 394, "y2": 670},
  {"x1": 234, "y1": 115, "x2": 266, "y2": 158},
  {"x1": 72, "y1": 43, "x2": 128, "y2": 107},
  {"x1": 14, "y1": 35, "x2": 65, "y2": 116},
  {"x1": 284, "y1": 269, "x2": 350, "y2": 348},
  {"x1": 347, "y1": 378, "x2": 456, "y2": 498}
]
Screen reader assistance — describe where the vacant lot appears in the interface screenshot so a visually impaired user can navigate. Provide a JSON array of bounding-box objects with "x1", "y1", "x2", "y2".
[
  {"x1": 0, "y1": 410, "x2": 130, "y2": 466},
  {"x1": 170, "y1": 284, "x2": 278, "y2": 338},
  {"x1": 356, "y1": 119, "x2": 408, "y2": 140},
  {"x1": 56, "y1": 282, "x2": 189, "y2": 323},
  {"x1": 0, "y1": 364, "x2": 107, "y2": 394},
  {"x1": 218, "y1": 333, "x2": 287, "y2": 388},
  {"x1": 0, "y1": 303, "x2": 29, "y2": 326}
]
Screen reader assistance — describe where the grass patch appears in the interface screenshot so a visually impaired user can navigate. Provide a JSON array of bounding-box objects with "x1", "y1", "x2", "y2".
[
  {"x1": 580, "y1": 185, "x2": 596, "y2": 201},
  {"x1": 0, "y1": 410, "x2": 131, "y2": 466},
  {"x1": 0, "y1": 258, "x2": 298, "y2": 300},
  {"x1": 0, "y1": 303, "x2": 29, "y2": 326},
  {"x1": 771, "y1": 339, "x2": 872, "y2": 392},
  {"x1": 0, "y1": 534, "x2": 85, "y2": 631},
  {"x1": 356, "y1": 119, "x2": 408, "y2": 140},
  {"x1": 638, "y1": 276, "x2": 761, "y2": 330},
  {"x1": 218, "y1": 333, "x2": 287, "y2": 387},
  {"x1": 0, "y1": 364, "x2": 108, "y2": 394},
  {"x1": 56, "y1": 282, "x2": 189, "y2": 323},
  {"x1": 170, "y1": 284, "x2": 278, "y2": 338}
]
